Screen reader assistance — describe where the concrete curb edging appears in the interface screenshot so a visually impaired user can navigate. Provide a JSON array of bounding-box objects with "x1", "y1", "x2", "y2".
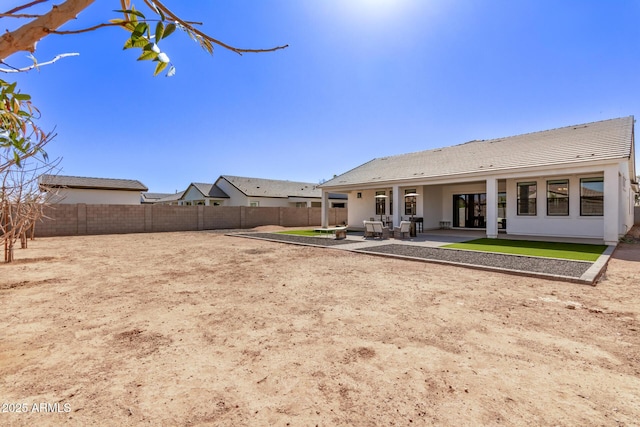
[{"x1": 230, "y1": 233, "x2": 613, "y2": 286}]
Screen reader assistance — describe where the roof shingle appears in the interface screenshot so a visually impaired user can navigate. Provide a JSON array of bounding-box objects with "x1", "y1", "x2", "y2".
[
  {"x1": 39, "y1": 175, "x2": 148, "y2": 191},
  {"x1": 320, "y1": 116, "x2": 634, "y2": 188},
  {"x1": 219, "y1": 175, "x2": 321, "y2": 198}
]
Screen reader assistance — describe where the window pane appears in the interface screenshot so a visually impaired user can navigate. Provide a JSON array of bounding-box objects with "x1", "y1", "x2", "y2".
[
  {"x1": 404, "y1": 189, "x2": 416, "y2": 215},
  {"x1": 517, "y1": 182, "x2": 537, "y2": 216},
  {"x1": 547, "y1": 180, "x2": 569, "y2": 216},
  {"x1": 580, "y1": 178, "x2": 603, "y2": 216}
]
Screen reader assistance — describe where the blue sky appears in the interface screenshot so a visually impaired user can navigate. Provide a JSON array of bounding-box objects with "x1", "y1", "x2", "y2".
[{"x1": 5, "y1": 0, "x2": 640, "y2": 193}]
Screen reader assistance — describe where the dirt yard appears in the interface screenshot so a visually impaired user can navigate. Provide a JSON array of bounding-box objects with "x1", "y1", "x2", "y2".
[{"x1": 1, "y1": 228, "x2": 639, "y2": 426}]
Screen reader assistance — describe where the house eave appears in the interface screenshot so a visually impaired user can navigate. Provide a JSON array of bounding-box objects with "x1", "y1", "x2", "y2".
[{"x1": 319, "y1": 157, "x2": 627, "y2": 191}]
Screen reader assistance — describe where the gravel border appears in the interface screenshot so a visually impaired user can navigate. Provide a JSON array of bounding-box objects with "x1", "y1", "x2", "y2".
[
  {"x1": 234, "y1": 232, "x2": 357, "y2": 247},
  {"x1": 357, "y1": 244, "x2": 592, "y2": 278},
  {"x1": 231, "y1": 232, "x2": 596, "y2": 281}
]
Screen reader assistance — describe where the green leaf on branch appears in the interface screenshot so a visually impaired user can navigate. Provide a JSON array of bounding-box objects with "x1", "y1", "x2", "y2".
[
  {"x1": 131, "y1": 22, "x2": 148, "y2": 39},
  {"x1": 153, "y1": 61, "x2": 168, "y2": 76},
  {"x1": 137, "y1": 50, "x2": 157, "y2": 61},
  {"x1": 162, "y1": 23, "x2": 176, "y2": 39},
  {"x1": 155, "y1": 22, "x2": 165, "y2": 42},
  {"x1": 123, "y1": 37, "x2": 149, "y2": 49},
  {"x1": 114, "y1": 9, "x2": 146, "y2": 19}
]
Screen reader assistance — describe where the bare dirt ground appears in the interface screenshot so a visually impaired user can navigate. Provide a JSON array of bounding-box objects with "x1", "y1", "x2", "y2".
[{"x1": 1, "y1": 227, "x2": 639, "y2": 426}]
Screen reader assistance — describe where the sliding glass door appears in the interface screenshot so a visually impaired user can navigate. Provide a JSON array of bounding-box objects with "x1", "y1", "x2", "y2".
[{"x1": 453, "y1": 194, "x2": 487, "y2": 228}]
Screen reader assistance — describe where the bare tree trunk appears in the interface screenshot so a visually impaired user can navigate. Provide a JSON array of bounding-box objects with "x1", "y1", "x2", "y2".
[
  {"x1": 6, "y1": 238, "x2": 14, "y2": 263},
  {"x1": 0, "y1": 0, "x2": 95, "y2": 61}
]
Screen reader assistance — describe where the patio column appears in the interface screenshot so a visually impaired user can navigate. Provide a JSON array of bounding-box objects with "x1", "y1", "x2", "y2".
[
  {"x1": 603, "y1": 165, "x2": 619, "y2": 245},
  {"x1": 321, "y1": 190, "x2": 330, "y2": 228},
  {"x1": 392, "y1": 185, "x2": 400, "y2": 228},
  {"x1": 486, "y1": 178, "x2": 498, "y2": 239}
]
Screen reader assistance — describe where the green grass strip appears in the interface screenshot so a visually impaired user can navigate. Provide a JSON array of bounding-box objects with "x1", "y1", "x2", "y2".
[{"x1": 443, "y1": 238, "x2": 607, "y2": 262}]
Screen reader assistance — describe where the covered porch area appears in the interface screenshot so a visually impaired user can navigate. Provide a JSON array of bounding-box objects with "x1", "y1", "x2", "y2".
[{"x1": 320, "y1": 178, "x2": 508, "y2": 239}]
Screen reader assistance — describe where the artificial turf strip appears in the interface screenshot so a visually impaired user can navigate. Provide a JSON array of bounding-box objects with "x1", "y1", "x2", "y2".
[{"x1": 442, "y1": 238, "x2": 607, "y2": 262}]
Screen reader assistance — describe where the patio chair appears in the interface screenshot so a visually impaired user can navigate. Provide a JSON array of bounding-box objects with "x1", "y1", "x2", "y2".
[
  {"x1": 364, "y1": 221, "x2": 375, "y2": 238},
  {"x1": 371, "y1": 221, "x2": 384, "y2": 239},
  {"x1": 398, "y1": 221, "x2": 411, "y2": 239}
]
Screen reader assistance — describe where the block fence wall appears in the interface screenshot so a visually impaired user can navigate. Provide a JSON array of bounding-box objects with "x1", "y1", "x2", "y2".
[
  {"x1": 35, "y1": 204, "x2": 348, "y2": 237},
  {"x1": 636, "y1": 206, "x2": 640, "y2": 226}
]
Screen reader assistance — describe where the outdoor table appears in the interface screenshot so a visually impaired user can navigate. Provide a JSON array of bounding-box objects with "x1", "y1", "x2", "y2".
[{"x1": 314, "y1": 226, "x2": 348, "y2": 239}]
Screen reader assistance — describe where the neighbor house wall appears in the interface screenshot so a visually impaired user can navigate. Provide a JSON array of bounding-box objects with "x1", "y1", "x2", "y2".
[
  {"x1": 45, "y1": 188, "x2": 142, "y2": 205},
  {"x1": 35, "y1": 204, "x2": 348, "y2": 237},
  {"x1": 215, "y1": 179, "x2": 250, "y2": 206}
]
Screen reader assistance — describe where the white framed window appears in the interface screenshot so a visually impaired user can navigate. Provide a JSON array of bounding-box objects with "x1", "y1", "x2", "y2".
[
  {"x1": 580, "y1": 177, "x2": 604, "y2": 216},
  {"x1": 404, "y1": 189, "x2": 416, "y2": 216},
  {"x1": 517, "y1": 182, "x2": 537, "y2": 216},
  {"x1": 547, "y1": 180, "x2": 569, "y2": 216}
]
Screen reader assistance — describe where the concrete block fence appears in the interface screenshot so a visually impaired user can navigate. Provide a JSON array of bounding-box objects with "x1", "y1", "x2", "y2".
[{"x1": 35, "y1": 204, "x2": 348, "y2": 237}]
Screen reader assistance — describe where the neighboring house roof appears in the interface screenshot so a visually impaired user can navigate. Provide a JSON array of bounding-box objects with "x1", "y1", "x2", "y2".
[
  {"x1": 190, "y1": 182, "x2": 230, "y2": 199},
  {"x1": 155, "y1": 191, "x2": 185, "y2": 203},
  {"x1": 320, "y1": 116, "x2": 635, "y2": 188},
  {"x1": 141, "y1": 192, "x2": 174, "y2": 203},
  {"x1": 218, "y1": 175, "x2": 322, "y2": 198},
  {"x1": 39, "y1": 174, "x2": 148, "y2": 191},
  {"x1": 142, "y1": 192, "x2": 173, "y2": 200}
]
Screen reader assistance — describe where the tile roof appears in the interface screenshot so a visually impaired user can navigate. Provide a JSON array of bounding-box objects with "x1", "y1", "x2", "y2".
[
  {"x1": 155, "y1": 191, "x2": 185, "y2": 203},
  {"x1": 219, "y1": 175, "x2": 322, "y2": 198},
  {"x1": 142, "y1": 192, "x2": 173, "y2": 200},
  {"x1": 141, "y1": 192, "x2": 173, "y2": 203},
  {"x1": 39, "y1": 174, "x2": 148, "y2": 191},
  {"x1": 191, "y1": 182, "x2": 229, "y2": 198},
  {"x1": 320, "y1": 116, "x2": 635, "y2": 188}
]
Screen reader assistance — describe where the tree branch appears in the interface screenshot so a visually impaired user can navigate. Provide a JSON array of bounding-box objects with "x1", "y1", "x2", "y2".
[
  {"x1": 3, "y1": 0, "x2": 49, "y2": 16},
  {"x1": 144, "y1": 0, "x2": 288, "y2": 55},
  {"x1": 47, "y1": 21, "x2": 127, "y2": 35},
  {"x1": 0, "y1": 13, "x2": 43, "y2": 19},
  {"x1": 0, "y1": 0, "x2": 95, "y2": 61},
  {"x1": 0, "y1": 52, "x2": 79, "y2": 73}
]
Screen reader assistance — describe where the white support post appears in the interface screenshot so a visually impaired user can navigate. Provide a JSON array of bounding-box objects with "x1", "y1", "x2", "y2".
[
  {"x1": 321, "y1": 190, "x2": 329, "y2": 228},
  {"x1": 603, "y1": 165, "x2": 620, "y2": 245},
  {"x1": 486, "y1": 178, "x2": 498, "y2": 239},
  {"x1": 392, "y1": 185, "x2": 400, "y2": 228}
]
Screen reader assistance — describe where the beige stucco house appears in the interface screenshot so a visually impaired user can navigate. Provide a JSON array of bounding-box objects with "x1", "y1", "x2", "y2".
[
  {"x1": 153, "y1": 175, "x2": 348, "y2": 208},
  {"x1": 39, "y1": 175, "x2": 148, "y2": 205},
  {"x1": 319, "y1": 117, "x2": 637, "y2": 245}
]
